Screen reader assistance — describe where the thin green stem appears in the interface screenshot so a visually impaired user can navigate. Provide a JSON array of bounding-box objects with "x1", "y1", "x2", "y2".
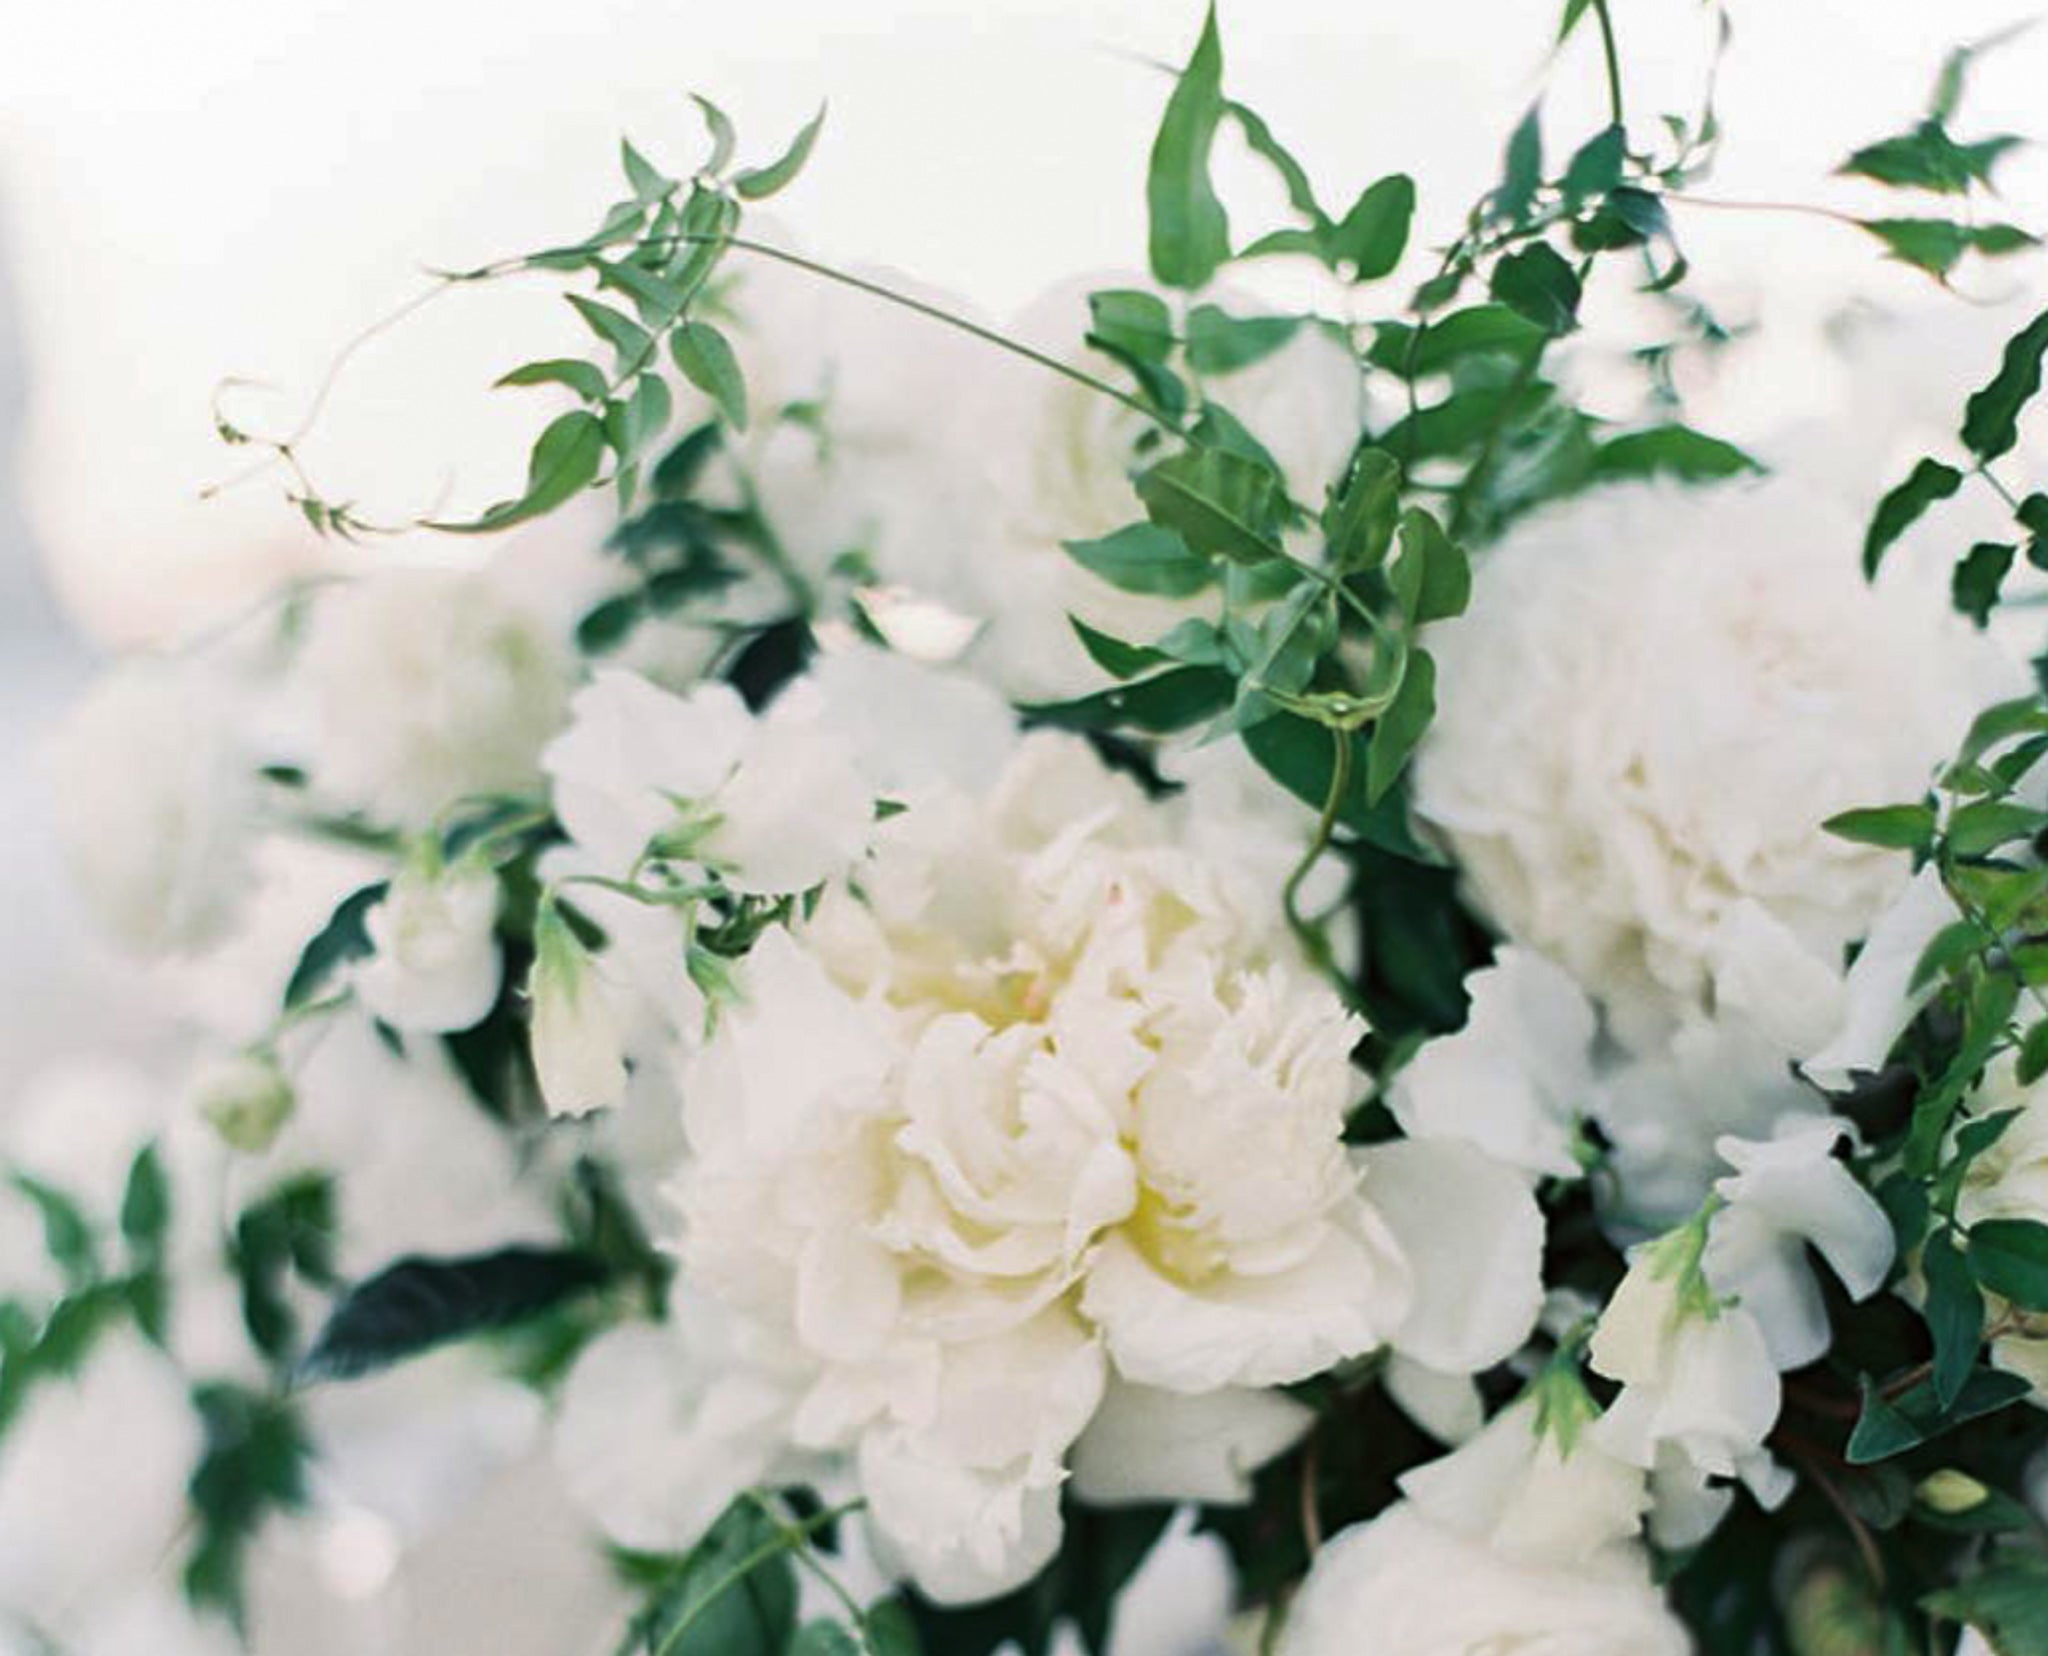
[
  {"x1": 744, "y1": 1493, "x2": 873, "y2": 1650},
  {"x1": 1283, "y1": 726, "x2": 1352, "y2": 984},
  {"x1": 648, "y1": 1500, "x2": 865, "y2": 1656},
  {"x1": 1664, "y1": 192, "x2": 1866, "y2": 232},
  {"x1": 1589, "y1": 0, "x2": 1626, "y2": 129}
]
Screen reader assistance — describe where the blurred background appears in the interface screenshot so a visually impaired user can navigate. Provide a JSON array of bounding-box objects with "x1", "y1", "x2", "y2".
[{"x1": 2, "y1": 1, "x2": 2047, "y2": 1650}]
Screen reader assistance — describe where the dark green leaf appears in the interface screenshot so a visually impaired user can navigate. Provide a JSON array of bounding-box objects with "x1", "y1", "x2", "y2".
[
  {"x1": 598, "y1": 260, "x2": 691, "y2": 328},
  {"x1": 1068, "y1": 619, "x2": 1169, "y2": 680},
  {"x1": 1864, "y1": 457, "x2": 1963, "y2": 577},
  {"x1": 300, "y1": 1246, "x2": 610, "y2": 1382},
  {"x1": 232, "y1": 1174, "x2": 337, "y2": 1364},
  {"x1": 282, "y1": 882, "x2": 387, "y2": 1011},
  {"x1": 1846, "y1": 1366, "x2": 2033, "y2": 1463},
  {"x1": 1063, "y1": 523, "x2": 1214, "y2": 598},
  {"x1": 1965, "y1": 309, "x2": 2048, "y2": 464},
  {"x1": 1842, "y1": 120, "x2": 2022, "y2": 195},
  {"x1": 1969, "y1": 1218, "x2": 2048, "y2": 1310},
  {"x1": 1922, "y1": 1228, "x2": 1985, "y2": 1410},
  {"x1": 734, "y1": 105, "x2": 826, "y2": 200},
  {"x1": 1241, "y1": 714, "x2": 1430, "y2": 857},
  {"x1": 1489, "y1": 242, "x2": 1582, "y2": 335},
  {"x1": 1389, "y1": 507, "x2": 1469, "y2": 623},
  {"x1": 496, "y1": 358, "x2": 609, "y2": 403},
  {"x1": 1561, "y1": 124, "x2": 1626, "y2": 203},
  {"x1": 1912, "y1": 918, "x2": 1995, "y2": 992},
  {"x1": 1146, "y1": 5, "x2": 1231, "y2": 289},
  {"x1": 1955, "y1": 541, "x2": 2019, "y2": 628},
  {"x1": 1185, "y1": 305, "x2": 1299, "y2": 374},
  {"x1": 11, "y1": 1176, "x2": 97, "y2": 1284},
  {"x1": 2019, "y1": 1020, "x2": 2048, "y2": 1085},
  {"x1": 626, "y1": 1500, "x2": 799, "y2": 1656},
  {"x1": 1366, "y1": 305, "x2": 1545, "y2": 377},
  {"x1": 1322, "y1": 448, "x2": 1402, "y2": 572},
  {"x1": 671, "y1": 321, "x2": 748, "y2": 430},
  {"x1": 1022, "y1": 668, "x2": 1235, "y2": 735},
  {"x1": 120, "y1": 1144, "x2": 170, "y2": 1262},
  {"x1": 184, "y1": 1383, "x2": 312, "y2": 1629},
  {"x1": 1329, "y1": 174, "x2": 1415, "y2": 279},
  {"x1": 1861, "y1": 217, "x2": 2038, "y2": 280},
  {"x1": 1922, "y1": 1552, "x2": 2048, "y2": 1656},
  {"x1": 1134, "y1": 448, "x2": 1286, "y2": 564},
  {"x1": 1494, "y1": 105, "x2": 1544, "y2": 226},
  {"x1": 1366, "y1": 649, "x2": 1436, "y2": 803}
]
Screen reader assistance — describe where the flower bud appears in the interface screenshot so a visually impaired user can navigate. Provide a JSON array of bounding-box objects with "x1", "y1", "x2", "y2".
[
  {"x1": 527, "y1": 898, "x2": 627, "y2": 1117},
  {"x1": 193, "y1": 1050, "x2": 295, "y2": 1152},
  {"x1": 1916, "y1": 1469, "x2": 1990, "y2": 1515}
]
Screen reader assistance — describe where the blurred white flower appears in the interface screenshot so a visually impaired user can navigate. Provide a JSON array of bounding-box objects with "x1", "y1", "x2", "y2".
[
  {"x1": 1415, "y1": 477, "x2": 2016, "y2": 1059},
  {"x1": 191, "y1": 1047, "x2": 296, "y2": 1153},
  {"x1": 353, "y1": 854, "x2": 502, "y2": 1034},
  {"x1": 295, "y1": 566, "x2": 572, "y2": 828},
  {"x1": 1803, "y1": 866, "x2": 1959, "y2": 1089},
  {"x1": 1067, "y1": 1380, "x2": 1314, "y2": 1507},
  {"x1": 527, "y1": 899, "x2": 629, "y2": 1119},
  {"x1": 47, "y1": 656, "x2": 257, "y2": 955},
  {"x1": 1278, "y1": 1502, "x2": 1688, "y2": 1656}
]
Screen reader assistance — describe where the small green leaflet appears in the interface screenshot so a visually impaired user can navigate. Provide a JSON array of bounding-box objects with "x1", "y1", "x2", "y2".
[
  {"x1": 1920, "y1": 1228, "x2": 1984, "y2": 1410},
  {"x1": 1367, "y1": 648, "x2": 1436, "y2": 803},
  {"x1": 1088, "y1": 290, "x2": 1177, "y2": 366},
  {"x1": 1489, "y1": 243, "x2": 1581, "y2": 335},
  {"x1": 690, "y1": 95, "x2": 738, "y2": 176},
  {"x1": 1063, "y1": 523, "x2": 1214, "y2": 597},
  {"x1": 620, "y1": 136, "x2": 673, "y2": 204},
  {"x1": 433, "y1": 409, "x2": 608, "y2": 534},
  {"x1": 1494, "y1": 105, "x2": 1544, "y2": 226},
  {"x1": 734, "y1": 105, "x2": 826, "y2": 201},
  {"x1": 1968, "y1": 1217, "x2": 2048, "y2": 1310},
  {"x1": 1861, "y1": 217, "x2": 2037, "y2": 281},
  {"x1": 1134, "y1": 448, "x2": 1286, "y2": 565},
  {"x1": 1322, "y1": 448, "x2": 1402, "y2": 573},
  {"x1": 1184, "y1": 305, "x2": 1299, "y2": 374},
  {"x1": 1922, "y1": 1552, "x2": 2048, "y2": 1656},
  {"x1": 671, "y1": 322, "x2": 749, "y2": 430},
  {"x1": 1821, "y1": 802, "x2": 1935, "y2": 853},
  {"x1": 496, "y1": 358, "x2": 609, "y2": 403},
  {"x1": 1587, "y1": 425, "x2": 1761, "y2": 485},
  {"x1": 1963, "y1": 309, "x2": 2048, "y2": 465},
  {"x1": 566, "y1": 294, "x2": 653, "y2": 371},
  {"x1": 1841, "y1": 121, "x2": 2023, "y2": 195},
  {"x1": 1328, "y1": 174, "x2": 1415, "y2": 279},
  {"x1": 1561, "y1": 124, "x2": 1625, "y2": 204},
  {"x1": 1863, "y1": 457, "x2": 1962, "y2": 578},
  {"x1": 1845, "y1": 1366, "x2": 2032, "y2": 1463},
  {"x1": 1147, "y1": 4, "x2": 1231, "y2": 289}
]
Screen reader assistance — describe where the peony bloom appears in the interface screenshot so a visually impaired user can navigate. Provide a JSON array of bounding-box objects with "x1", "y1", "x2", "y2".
[
  {"x1": 1414, "y1": 478, "x2": 2015, "y2": 1059},
  {"x1": 353, "y1": 854, "x2": 502, "y2": 1033},
  {"x1": 1278, "y1": 1502, "x2": 1689, "y2": 1656},
  {"x1": 605, "y1": 687, "x2": 1538, "y2": 1603},
  {"x1": 47, "y1": 656, "x2": 257, "y2": 955},
  {"x1": 295, "y1": 565, "x2": 573, "y2": 828}
]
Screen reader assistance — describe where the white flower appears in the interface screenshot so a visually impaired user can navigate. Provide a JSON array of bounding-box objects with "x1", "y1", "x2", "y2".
[
  {"x1": 1398, "y1": 1395, "x2": 1649, "y2": 1568},
  {"x1": 660, "y1": 727, "x2": 1416, "y2": 1599},
  {"x1": 1278, "y1": 1503, "x2": 1689, "y2": 1656},
  {"x1": 526, "y1": 898, "x2": 628, "y2": 1118},
  {"x1": 542, "y1": 669, "x2": 871, "y2": 894},
  {"x1": 1703, "y1": 1119, "x2": 1895, "y2": 1370},
  {"x1": 47, "y1": 656, "x2": 256, "y2": 955},
  {"x1": 1804, "y1": 866, "x2": 1961, "y2": 1089},
  {"x1": 1389, "y1": 947, "x2": 1595, "y2": 1182},
  {"x1": 353, "y1": 854, "x2": 502, "y2": 1033},
  {"x1": 1067, "y1": 1380, "x2": 1313, "y2": 1506},
  {"x1": 1414, "y1": 477, "x2": 2017, "y2": 1058},
  {"x1": 295, "y1": 565, "x2": 573, "y2": 827}
]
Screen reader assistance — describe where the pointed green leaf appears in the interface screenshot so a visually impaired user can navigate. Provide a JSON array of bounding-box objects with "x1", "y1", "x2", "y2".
[
  {"x1": 691, "y1": 94, "x2": 738, "y2": 175},
  {"x1": 1329, "y1": 174, "x2": 1415, "y2": 280},
  {"x1": 1922, "y1": 1228, "x2": 1985, "y2": 1411},
  {"x1": 1964, "y1": 309, "x2": 2048, "y2": 464},
  {"x1": 566, "y1": 294, "x2": 653, "y2": 371},
  {"x1": 1489, "y1": 242, "x2": 1582, "y2": 335},
  {"x1": 1063, "y1": 523, "x2": 1214, "y2": 597},
  {"x1": 1134, "y1": 448, "x2": 1286, "y2": 564},
  {"x1": 1147, "y1": 4, "x2": 1231, "y2": 289},
  {"x1": 735, "y1": 104, "x2": 826, "y2": 200},
  {"x1": 671, "y1": 322, "x2": 748, "y2": 430},
  {"x1": 1367, "y1": 648, "x2": 1436, "y2": 802},
  {"x1": 1864, "y1": 457, "x2": 1962, "y2": 577},
  {"x1": 495, "y1": 358, "x2": 609, "y2": 403},
  {"x1": 1969, "y1": 1217, "x2": 2048, "y2": 1310},
  {"x1": 1184, "y1": 305, "x2": 1299, "y2": 374},
  {"x1": 1820, "y1": 803, "x2": 1936, "y2": 852},
  {"x1": 620, "y1": 136, "x2": 672, "y2": 204}
]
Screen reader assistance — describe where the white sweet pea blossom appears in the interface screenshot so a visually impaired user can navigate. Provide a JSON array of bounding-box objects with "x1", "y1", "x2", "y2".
[
  {"x1": 541, "y1": 669, "x2": 871, "y2": 894},
  {"x1": 47, "y1": 656, "x2": 258, "y2": 955},
  {"x1": 652, "y1": 725, "x2": 1445, "y2": 1601},
  {"x1": 1278, "y1": 1501, "x2": 1689, "y2": 1656},
  {"x1": 1704, "y1": 1119, "x2": 1895, "y2": 1370},
  {"x1": 1389, "y1": 948, "x2": 1595, "y2": 1182},
  {"x1": 295, "y1": 565, "x2": 574, "y2": 828},
  {"x1": 353, "y1": 853, "x2": 502, "y2": 1033},
  {"x1": 1589, "y1": 1220, "x2": 1790, "y2": 1526},
  {"x1": 1415, "y1": 478, "x2": 2017, "y2": 1059},
  {"x1": 527, "y1": 897, "x2": 628, "y2": 1118},
  {"x1": 1804, "y1": 866, "x2": 1961, "y2": 1089}
]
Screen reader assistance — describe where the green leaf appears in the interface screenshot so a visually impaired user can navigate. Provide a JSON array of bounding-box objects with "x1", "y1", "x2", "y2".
[
  {"x1": 1969, "y1": 1217, "x2": 2048, "y2": 1310},
  {"x1": 11, "y1": 1176, "x2": 97, "y2": 1285},
  {"x1": 791, "y1": 1623, "x2": 862, "y2": 1656},
  {"x1": 1557, "y1": 0, "x2": 1594, "y2": 41},
  {"x1": 1241, "y1": 714, "x2": 1431, "y2": 858},
  {"x1": 445, "y1": 408, "x2": 609, "y2": 535},
  {"x1": 283, "y1": 882, "x2": 388, "y2": 1011},
  {"x1": 1588, "y1": 425, "x2": 1762, "y2": 484},
  {"x1": 671, "y1": 321, "x2": 749, "y2": 430},
  {"x1": 1134, "y1": 448, "x2": 1286, "y2": 565},
  {"x1": 734, "y1": 104, "x2": 826, "y2": 200},
  {"x1": 1842, "y1": 121, "x2": 2023, "y2": 195},
  {"x1": 1912, "y1": 918, "x2": 1994, "y2": 992},
  {"x1": 578, "y1": 592, "x2": 644, "y2": 655},
  {"x1": 1088, "y1": 290, "x2": 1178, "y2": 366},
  {"x1": 1489, "y1": 242, "x2": 1582, "y2": 335},
  {"x1": 300, "y1": 1246, "x2": 610, "y2": 1382},
  {"x1": 184, "y1": 1383, "x2": 312, "y2": 1630},
  {"x1": 1954, "y1": 540, "x2": 2018, "y2": 627},
  {"x1": 620, "y1": 136, "x2": 672, "y2": 204},
  {"x1": 232, "y1": 1174, "x2": 338, "y2": 1363},
  {"x1": 1185, "y1": 305, "x2": 1299, "y2": 374},
  {"x1": 119, "y1": 1144, "x2": 170, "y2": 1263},
  {"x1": 566, "y1": 294, "x2": 654, "y2": 370},
  {"x1": 1322, "y1": 448, "x2": 1402, "y2": 573},
  {"x1": 598, "y1": 259, "x2": 691, "y2": 328},
  {"x1": 1329, "y1": 174, "x2": 1415, "y2": 279},
  {"x1": 1864, "y1": 457, "x2": 1963, "y2": 578},
  {"x1": 1561, "y1": 124, "x2": 1626, "y2": 203},
  {"x1": 1861, "y1": 217, "x2": 2039, "y2": 280},
  {"x1": 1366, "y1": 648, "x2": 1436, "y2": 803},
  {"x1": 1948, "y1": 798, "x2": 2043, "y2": 858},
  {"x1": 626, "y1": 1501, "x2": 800, "y2": 1656},
  {"x1": 1960, "y1": 697, "x2": 2048, "y2": 768},
  {"x1": 1022, "y1": 668, "x2": 1235, "y2": 736},
  {"x1": 1366, "y1": 305, "x2": 1545, "y2": 377},
  {"x1": 1923, "y1": 1552, "x2": 2048, "y2": 1656},
  {"x1": 1845, "y1": 1366, "x2": 2033, "y2": 1463},
  {"x1": 1965, "y1": 309, "x2": 2048, "y2": 465},
  {"x1": 2018, "y1": 1020, "x2": 2048, "y2": 1085},
  {"x1": 1493, "y1": 104, "x2": 1544, "y2": 226},
  {"x1": 496, "y1": 358, "x2": 609, "y2": 403},
  {"x1": 1146, "y1": 4, "x2": 1231, "y2": 289},
  {"x1": 1389, "y1": 509, "x2": 1470, "y2": 624},
  {"x1": 1068, "y1": 618, "x2": 1169, "y2": 680},
  {"x1": 1922, "y1": 1228, "x2": 1985, "y2": 1410},
  {"x1": 1821, "y1": 803, "x2": 1936, "y2": 853},
  {"x1": 1063, "y1": 523, "x2": 1214, "y2": 598},
  {"x1": 1226, "y1": 100, "x2": 1327, "y2": 226},
  {"x1": 691, "y1": 95, "x2": 738, "y2": 175}
]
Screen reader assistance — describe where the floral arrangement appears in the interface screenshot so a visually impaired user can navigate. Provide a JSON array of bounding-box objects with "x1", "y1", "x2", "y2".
[{"x1": 12, "y1": 5, "x2": 2048, "y2": 1654}]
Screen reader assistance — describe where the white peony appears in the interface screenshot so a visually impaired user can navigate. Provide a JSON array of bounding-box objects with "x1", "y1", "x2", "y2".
[
  {"x1": 353, "y1": 854, "x2": 502, "y2": 1033},
  {"x1": 47, "y1": 656, "x2": 258, "y2": 955},
  {"x1": 1278, "y1": 1502, "x2": 1690, "y2": 1656},
  {"x1": 1414, "y1": 477, "x2": 2016, "y2": 1059},
  {"x1": 657, "y1": 718, "x2": 1434, "y2": 1600},
  {"x1": 294, "y1": 565, "x2": 573, "y2": 828}
]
